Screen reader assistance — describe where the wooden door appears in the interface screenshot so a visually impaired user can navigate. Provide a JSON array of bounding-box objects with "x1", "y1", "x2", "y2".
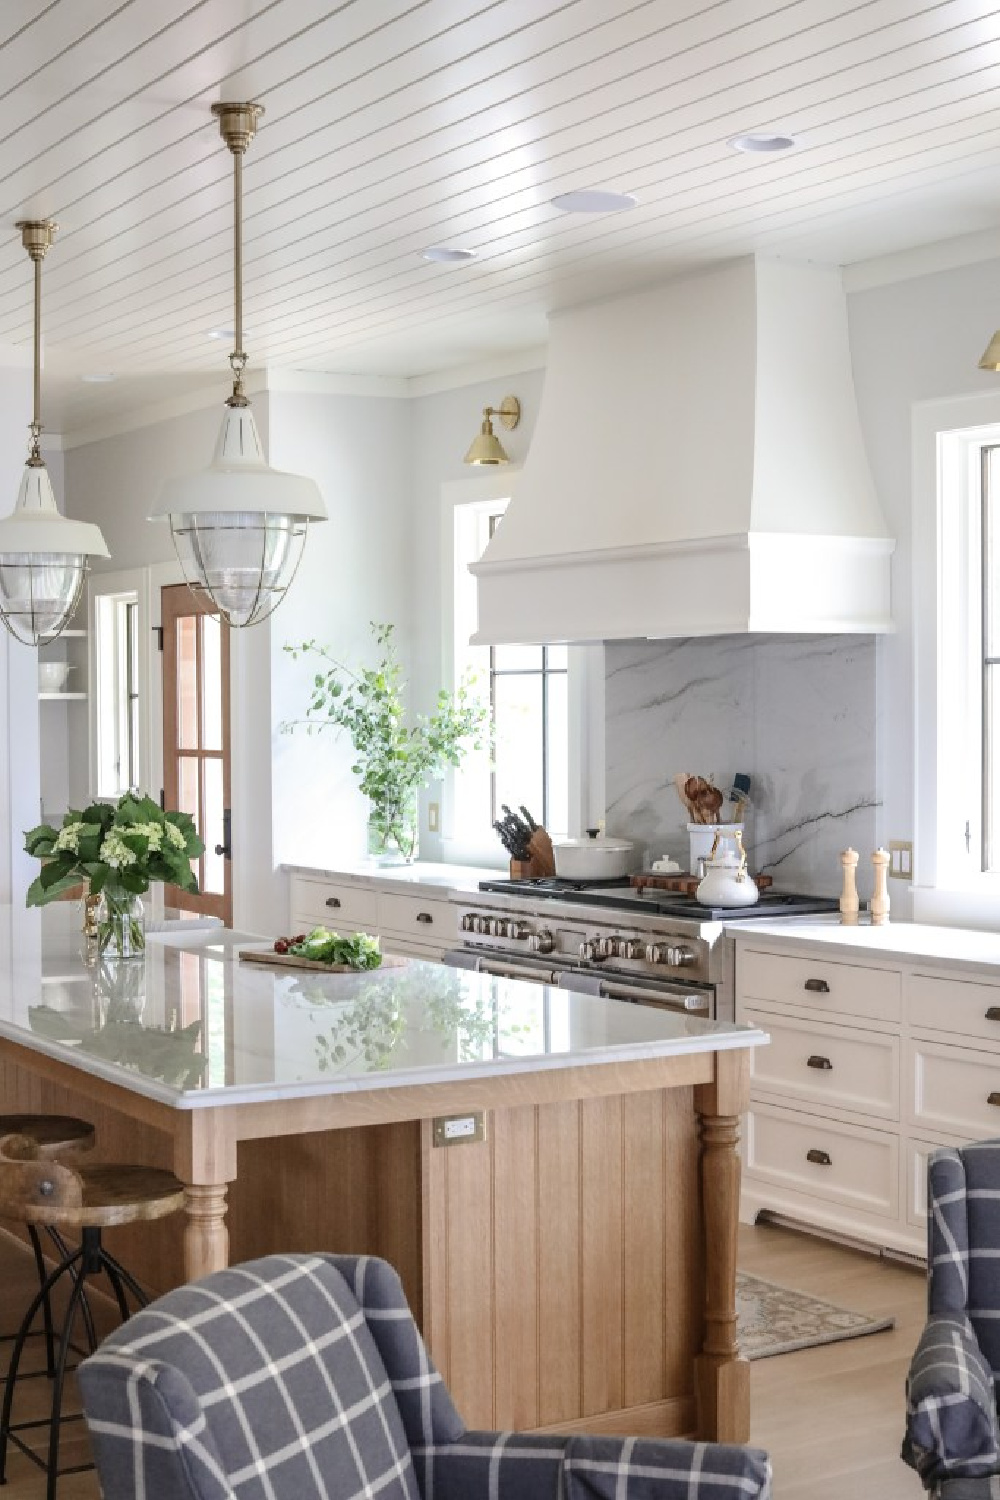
[{"x1": 161, "y1": 585, "x2": 232, "y2": 925}]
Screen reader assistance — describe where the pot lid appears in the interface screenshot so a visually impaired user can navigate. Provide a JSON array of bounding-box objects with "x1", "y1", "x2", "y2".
[{"x1": 555, "y1": 829, "x2": 635, "y2": 852}]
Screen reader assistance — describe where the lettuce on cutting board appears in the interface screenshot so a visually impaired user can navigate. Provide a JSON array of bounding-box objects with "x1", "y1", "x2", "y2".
[{"x1": 290, "y1": 928, "x2": 383, "y2": 970}]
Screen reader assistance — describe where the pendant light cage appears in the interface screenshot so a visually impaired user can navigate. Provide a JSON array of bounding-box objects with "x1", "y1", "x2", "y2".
[
  {"x1": 152, "y1": 102, "x2": 326, "y2": 628},
  {"x1": 0, "y1": 221, "x2": 108, "y2": 646},
  {"x1": 169, "y1": 511, "x2": 309, "y2": 629}
]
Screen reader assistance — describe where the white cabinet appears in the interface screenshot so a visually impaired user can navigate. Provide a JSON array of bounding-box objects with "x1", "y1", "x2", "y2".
[
  {"x1": 289, "y1": 872, "x2": 457, "y2": 961},
  {"x1": 736, "y1": 937, "x2": 1000, "y2": 1257}
]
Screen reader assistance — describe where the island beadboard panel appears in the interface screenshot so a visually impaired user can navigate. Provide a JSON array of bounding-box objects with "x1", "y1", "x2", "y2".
[
  {"x1": 735, "y1": 937, "x2": 1000, "y2": 1255},
  {"x1": 289, "y1": 872, "x2": 454, "y2": 960}
]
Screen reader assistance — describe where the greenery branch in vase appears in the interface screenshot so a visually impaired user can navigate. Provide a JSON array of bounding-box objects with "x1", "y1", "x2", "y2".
[
  {"x1": 24, "y1": 793, "x2": 204, "y2": 959},
  {"x1": 282, "y1": 622, "x2": 490, "y2": 863}
]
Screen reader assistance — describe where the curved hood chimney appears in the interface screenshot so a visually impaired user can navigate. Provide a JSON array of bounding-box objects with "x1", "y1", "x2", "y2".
[{"x1": 471, "y1": 257, "x2": 893, "y2": 644}]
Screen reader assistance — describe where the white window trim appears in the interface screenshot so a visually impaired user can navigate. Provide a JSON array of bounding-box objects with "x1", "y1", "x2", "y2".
[
  {"x1": 912, "y1": 387, "x2": 1000, "y2": 925},
  {"x1": 438, "y1": 470, "x2": 605, "y2": 867},
  {"x1": 89, "y1": 567, "x2": 153, "y2": 802}
]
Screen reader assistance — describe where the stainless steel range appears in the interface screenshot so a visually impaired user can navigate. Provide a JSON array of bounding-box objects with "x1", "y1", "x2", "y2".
[{"x1": 448, "y1": 878, "x2": 838, "y2": 1023}]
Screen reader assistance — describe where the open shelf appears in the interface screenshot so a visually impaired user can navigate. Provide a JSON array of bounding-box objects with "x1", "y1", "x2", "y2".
[
  {"x1": 38, "y1": 692, "x2": 87, "y2": 701},
  {"x1": 40, "y1": 629, "x2": 87, "y2": 641}
]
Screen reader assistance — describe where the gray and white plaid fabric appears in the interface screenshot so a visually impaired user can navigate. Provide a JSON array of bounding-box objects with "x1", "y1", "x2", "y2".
[
  {"x1": 903, "y1": 1142, "x2": 1000, "y2": 1495},
  {"x1": 79, "y1": 1252, "x2": 772, "y2": 1500}
]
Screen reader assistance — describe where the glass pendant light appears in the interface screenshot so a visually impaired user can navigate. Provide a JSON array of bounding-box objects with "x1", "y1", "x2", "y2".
[
  {"x1": 0, "y1": 221, "x2": 108, "y2": 645},
  {"x1": 152, "y1": 103, "x2": 326, "y2": 628}
]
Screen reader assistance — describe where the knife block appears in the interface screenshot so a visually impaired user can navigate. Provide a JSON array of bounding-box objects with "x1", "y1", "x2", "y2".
[{"x1": 509, "y1": 828, "x2": 557, "y2": 880}]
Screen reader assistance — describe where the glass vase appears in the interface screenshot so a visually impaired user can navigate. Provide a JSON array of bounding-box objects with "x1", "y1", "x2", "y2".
[
  {"x1": 366, "y1": 792, "x2": 419, "y2": 865},
  {"x1": 96, "y1": 890, "x2": 146, "y2": 961}
]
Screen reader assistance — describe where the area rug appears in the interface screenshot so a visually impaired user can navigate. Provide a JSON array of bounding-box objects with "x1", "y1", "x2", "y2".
[{"x1": 737, "y1": 1271, "x2": 895, "y2": 1360}]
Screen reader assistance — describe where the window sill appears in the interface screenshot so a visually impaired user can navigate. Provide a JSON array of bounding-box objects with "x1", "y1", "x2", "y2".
[{"x1": 911, "y1": 883, "x2": 1000, "y2": 931}]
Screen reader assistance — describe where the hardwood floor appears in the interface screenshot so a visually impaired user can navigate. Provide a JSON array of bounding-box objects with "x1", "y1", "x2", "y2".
[
  {"x1": 741, "y1": 1219, "x2": 926, "y2": 1498},
  {"x1": 0, "y1": 1220, "x2": 927, "y2": 1497}
]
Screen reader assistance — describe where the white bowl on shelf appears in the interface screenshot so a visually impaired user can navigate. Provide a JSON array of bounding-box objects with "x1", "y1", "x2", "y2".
[{"x1": 38, "y1": 662, "x2": 71, "y2": 693}]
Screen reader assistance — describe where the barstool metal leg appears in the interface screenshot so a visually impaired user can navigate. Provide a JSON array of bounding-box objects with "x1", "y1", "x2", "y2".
[
  {"x1": 47, "y1": 1230, "x2": 98, "y2": 1356},
  {"x1": 43, "y1": 1253, "x2": 88, "y2": 1500},
  {"x1": 0, "y1": 1245, "x2": 81, "y2": 1484},
  {"x1": 100, "y1": 1250, "x2": 148, "y2": 1311},
  {"x1": 26, "y1": 1228, "x2": 55, "y2": 1378}
]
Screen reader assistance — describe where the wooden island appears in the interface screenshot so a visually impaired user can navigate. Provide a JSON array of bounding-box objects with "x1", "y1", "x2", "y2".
[{"x1": 0, "y1": 908, "x2": 766, "y2": 1443}]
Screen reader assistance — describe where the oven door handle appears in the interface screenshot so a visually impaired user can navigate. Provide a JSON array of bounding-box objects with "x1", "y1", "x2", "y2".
[
  {"x1": 597, "y1": 979, "x2": 710, "y2": 1014},
  {"x1": 475, "y1": 959, "x2": 559, "y2": 985}
]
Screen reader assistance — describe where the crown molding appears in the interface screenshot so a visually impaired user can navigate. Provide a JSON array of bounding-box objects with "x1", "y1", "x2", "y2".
[
  {"x1": 53, "y1": 347, "x2": 549, "y2": 449},
  {"x1": 843, "y1": 227, "x2": 1000, "y2": 293}
]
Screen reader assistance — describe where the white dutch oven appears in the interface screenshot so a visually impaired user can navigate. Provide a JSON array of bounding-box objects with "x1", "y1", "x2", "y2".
[{"x1": 553, "y1": 828, "x2": 638, "y2": 880}]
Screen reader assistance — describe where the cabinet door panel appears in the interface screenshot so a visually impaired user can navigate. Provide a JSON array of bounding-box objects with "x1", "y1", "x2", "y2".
[{"x1": 744, "y1": 1006, "x2": 898, "y2": 1119}]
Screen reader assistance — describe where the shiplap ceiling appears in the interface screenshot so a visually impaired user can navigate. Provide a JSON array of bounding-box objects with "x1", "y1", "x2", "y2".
[{"x1": 3, "y1": 0, "x2": 1000, "y2": 435}]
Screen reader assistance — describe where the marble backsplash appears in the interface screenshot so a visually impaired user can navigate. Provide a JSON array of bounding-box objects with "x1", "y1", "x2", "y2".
[{"x1": 605, "y1": 635, "x2": 878, "y2": 897}]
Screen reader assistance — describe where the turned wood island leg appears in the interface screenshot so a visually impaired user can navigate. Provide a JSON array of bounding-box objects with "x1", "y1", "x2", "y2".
[
  {"x1": 694, "y1": 1049, "x2": 751, "y2": 1444},
  {"x1": 183, "y1": 1183, "x2": 230, "y2": 1279},
  {"x1": 176, "y1": 1110, "x2": 234, "y2": 1282}
]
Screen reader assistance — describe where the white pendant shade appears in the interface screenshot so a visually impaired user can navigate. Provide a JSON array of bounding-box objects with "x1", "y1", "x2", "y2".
[
  {"x1": 152, "y1": 402, "x2": 326, "y2": 628},
  {"x1": 0, "y1": 461, "x2": 109, "y2": 645}
]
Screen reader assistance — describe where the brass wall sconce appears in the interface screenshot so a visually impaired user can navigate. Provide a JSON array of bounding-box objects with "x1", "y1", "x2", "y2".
[{"x1": 464, "y1": 395, "x2": 520, "y2": 466}]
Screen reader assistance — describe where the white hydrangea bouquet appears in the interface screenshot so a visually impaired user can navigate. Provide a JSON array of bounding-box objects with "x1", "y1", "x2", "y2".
[{"x1": 25, "y1": 794, "x2": 203, "y2": 958}]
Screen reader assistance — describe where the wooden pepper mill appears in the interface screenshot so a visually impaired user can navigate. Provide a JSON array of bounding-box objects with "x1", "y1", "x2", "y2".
[
  {"x1": 870, "y1": 848, "x2": 891, "y2": 926},
  {"x1": 839, "y1": 848, "x2": 860, "y2": 925}
]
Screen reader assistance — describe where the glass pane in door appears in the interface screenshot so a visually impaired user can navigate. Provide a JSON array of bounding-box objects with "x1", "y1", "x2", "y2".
[
  {"x1": 202, "y1": 615, "x2": 222, "y2": 752},
  {"x1": 202, "y1": 757, "x2": 225, "y2": 896},
  {"x1": 177, "y1": 617, "x2": 199, "y2": 749}
]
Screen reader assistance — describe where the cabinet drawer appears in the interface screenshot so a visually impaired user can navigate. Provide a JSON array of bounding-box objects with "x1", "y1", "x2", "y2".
[
  {"x1": 378, "y1": 892, "x2": 453, "y2": 943},
  {"x1": 739, "y1": 948, "x2": 900, "y2": 1024},
  {"x1": 907, "y1": 973, "x2": 1000, "y2": 1046},
  {"x1": 289, "y1": 876, "x2": 377, "y2": 930},
  {"x1": 907, "y1": 1038, "x2": 1000, "y2": 1139},
  {"x1": 747, "y1": 1103, "x2": 897, "y2": 1219},
  {"x1": 744, "y1": 1006, "x2": 898, "y2": 1120}
]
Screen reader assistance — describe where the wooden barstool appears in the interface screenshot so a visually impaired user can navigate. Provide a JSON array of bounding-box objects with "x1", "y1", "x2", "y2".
[
  {"x1": 0, "y1": 1133, "x2": 184, "y2": 1499},
  {"x1": 0, "y1": 1115, "x2": 96, "y2": 1380}
]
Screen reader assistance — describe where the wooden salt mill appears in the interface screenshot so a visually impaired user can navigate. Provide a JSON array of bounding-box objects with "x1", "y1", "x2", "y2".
[
  {"x1": 839, "y1": 848, "x2": 860, "y2": 925},
  {"x1": 870, "y1": 848, "x2": 891, "y2": 926}
]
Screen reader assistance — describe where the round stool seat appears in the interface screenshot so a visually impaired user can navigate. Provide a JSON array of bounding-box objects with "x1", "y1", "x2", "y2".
[
  {"x1": 7, "y1": 1162, "x2": 185, "y2": 1231},
  {"x1": 0, "y1": 1116, "x2": 94, "y2": 1158}
]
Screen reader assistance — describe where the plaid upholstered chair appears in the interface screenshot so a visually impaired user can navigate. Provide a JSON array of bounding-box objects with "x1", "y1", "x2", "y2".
[
  {"x1": 903, "y1": 1141, "x2": 1000, "y2": 1495},
  {"x1": 78, "y1": 1253, "x2": 772, "y2": 1499}
]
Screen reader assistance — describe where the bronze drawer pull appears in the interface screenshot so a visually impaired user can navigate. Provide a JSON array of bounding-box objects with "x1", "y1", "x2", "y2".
[
  {"x1": 804, "y1": 978, "x2": 830, "y2": 993},
  {"x1": 987, "y1": 1007, "x2": 1000, "y2": 1022},
  {"x1": 806, "y1": 1055, "x2": 833, "y2": 1070},
  {"x1": 806, "y1": 1148, "x2": 832, "y2": 1166},
  {"x1": 325, "y1": 896, "x2": 341, "y2": 909},
  {"x1": 416, "y1": 912, "x2": 434, "y2": 924},
  {"x1": 989, "y1": 1092, "x2": 1000, "y2": 1108}
]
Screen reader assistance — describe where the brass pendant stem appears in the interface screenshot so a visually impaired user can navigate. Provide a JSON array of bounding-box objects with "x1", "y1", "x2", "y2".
[
  {"x1": 233, "y1": 148, "x2": 243, "y2": 367},
  {"x1": 15, "y1": 220, "x2": 57, "y2": 464},
  {"x1": 212, "y1": 102, "x2": 263, "y2": 405}
]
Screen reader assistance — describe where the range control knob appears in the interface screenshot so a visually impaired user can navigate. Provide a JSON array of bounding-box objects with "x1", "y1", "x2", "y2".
[
  {"x1": 668, "y1": 945, "x2": 696, "y2": 967},
  {"x1": 475, "y1": 915, "x2": 490, "y2": 935},
  {"x1": 623, "y1": 939, "x2": 645, "y2": 960},
  {"x1": 579, "y1": 939, "x2": 606, "y2": 963},
  {"x1": 599, "y1": 936, "x2": 623, "y2": 959},
  {"x1": 529, "y1": 929, "x2": 555, "y2": 955},
  {"x1": 490, "y1": 918, "x2": 506, "y2": 937},
  {"x1": 461, "y1": 913, "x2": 475, "y2": 932},
  {"x1": 510, "y1": 921, "x2": 529, "y2": 941},
  {"x1": 645, "y1": 942, "x2": 669, "y2": 965}
]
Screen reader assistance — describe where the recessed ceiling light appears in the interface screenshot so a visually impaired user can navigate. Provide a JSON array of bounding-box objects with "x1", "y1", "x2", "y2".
[
  {"x1": 727, "y1": 133, "x2": 798, "y2": 154},
  {"x1": 421, "y1": 246, "x2": 477, "y2": 264},
  {"x1": 207, "y1": 326, "x2": 235, "y2": 341},
  {"x1": 551, "y1": 190, "x2": 638, "y2": 214},
  {"x1": 80, "y1": 372, "x2": 116, "y2": 383}
]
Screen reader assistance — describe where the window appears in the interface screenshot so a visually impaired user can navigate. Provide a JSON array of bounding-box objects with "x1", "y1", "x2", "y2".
[
  {"x1": 451, "y1": 495, "x2": 570, "y2": 850},
  {"x1": 984, "y1": 445, "x2": 1000, "y2": 871},
  {"x1": 94, "y1": 590, "x2": 140, "y2": 798}
]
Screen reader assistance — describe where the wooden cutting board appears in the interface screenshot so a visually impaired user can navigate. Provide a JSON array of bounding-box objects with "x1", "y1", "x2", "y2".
[{"x1": 239, "y1": 948, "x2": 409, "y2": 975}]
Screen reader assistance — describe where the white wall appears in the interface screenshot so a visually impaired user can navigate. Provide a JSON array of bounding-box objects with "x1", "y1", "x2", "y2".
[
  {"x1": 846, "y1": 257, "x2": 1000, "y2": 912},
  {"x1": 267, "y1": 388, "x2": 412, "y2": 876},
  {"x1": 409, "y1": 366, "x2": 546, "y2": 859}
]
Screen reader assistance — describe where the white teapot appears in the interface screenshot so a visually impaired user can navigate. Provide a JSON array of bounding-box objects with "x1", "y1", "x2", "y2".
[{"x1": 695, "y1": 828, "x2": 759, "y2": 908}]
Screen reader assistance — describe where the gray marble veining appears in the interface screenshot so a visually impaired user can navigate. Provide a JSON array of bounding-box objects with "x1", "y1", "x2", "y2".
[{"x1": 605, "y1": 635, "x2": 877, "y2": 897}]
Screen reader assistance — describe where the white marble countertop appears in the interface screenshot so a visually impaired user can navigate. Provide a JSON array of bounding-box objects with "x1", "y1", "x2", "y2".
[
  {"x1": 727, "y1": 913, "x2": 1000, "y2": 973},
  {"x1": 3, "y1": 907, "x2": 767, "y2": 1110},
  {"x1": 283, "y1": 860, "x2": 503, "y2": 897}
]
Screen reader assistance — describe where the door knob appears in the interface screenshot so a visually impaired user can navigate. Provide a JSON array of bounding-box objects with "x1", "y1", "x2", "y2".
[{"x1": 214, "y1": 807, "x2": 232, "y2": 860}]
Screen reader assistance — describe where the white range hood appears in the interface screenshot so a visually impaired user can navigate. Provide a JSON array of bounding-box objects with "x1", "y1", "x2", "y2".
[{"x1": 471, "y1": 257, "x2": 894, "y2": 645}]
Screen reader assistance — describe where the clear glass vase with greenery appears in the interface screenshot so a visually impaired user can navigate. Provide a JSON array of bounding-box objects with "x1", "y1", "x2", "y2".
[{"x1": 282, "y1": 622, "x2": 489, "y2": 862}]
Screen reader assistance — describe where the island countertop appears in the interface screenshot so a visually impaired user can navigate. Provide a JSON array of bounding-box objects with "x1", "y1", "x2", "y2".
[
  {"x1": 0, "y1": 905, "x2": 764, "y2": 1445},
  {"x1": 4, "y1": 907, "x2": 767, "y2": 1110}
]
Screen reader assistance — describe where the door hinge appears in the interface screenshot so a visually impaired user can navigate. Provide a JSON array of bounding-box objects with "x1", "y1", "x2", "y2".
[
  {"x1": 153, "y1": 626, "x2": 163, "y2": 651},
  {"x1": 159, "y1": 788, "x2": 165, "y2": 811}
]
